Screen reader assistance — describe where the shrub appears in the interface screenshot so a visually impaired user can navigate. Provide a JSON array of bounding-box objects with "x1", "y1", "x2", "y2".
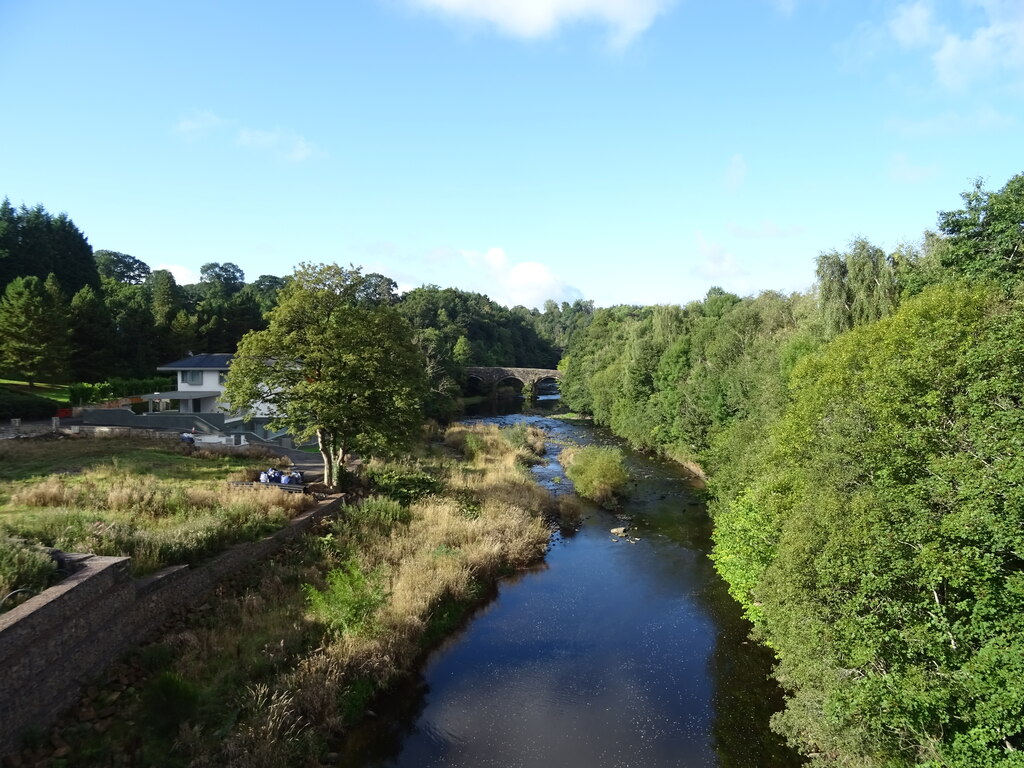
[
  {"x1": 365, "y1": 465, "x2": 442, "y2": 506},
  {"x1": 68, "y1": 376, "x2": 174, "y2": 406},
  {"x1": 357, "y1": 496, "x2": 412, "y2": 532},
  {"x1": 303, "y1": 559, "x2": 387, "y2": 635},
  {"x1": 140, "y1": 671, "x2": 200, "y2": 737},
  {"x1": 501, "y1": 423, "x2": 546, "y2": 455},
  {"x1": 561, "y1": 446, "x2": 629, "y2": 505},
  {"x1": 0, "y1": 388, "x2": 62, "y2": 419},
  {"x1": 0, "y1": 539, "x2": 56, "y2": 611}
]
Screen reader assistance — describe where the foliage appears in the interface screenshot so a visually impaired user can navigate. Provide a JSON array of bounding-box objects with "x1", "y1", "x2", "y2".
[
  {"x1": 0, "y1": 199, "x2": 99, "y2": 297},
  {"x1": 0, "y1": 538, "x2": 56, "y2": 612},
  {"x1": 397, "y1": 285, "x2": 560, "y2": 373},
  {"x1": 303, "y1": 559, "x2": 387, "y2": 636},
  {"x1": 0, "y1": 385, "x2": 64, "y2": 419},
  {"x1": 224, "y1": 263, "x2": 427, "y2": 488},
  {"x1": 0, "y1": 275, "x2": 69, "y2": 385},
  {"x1": 938, "y1": 173, "x2": 1024, "y2": 285},
  {"x1": 67, "y1": 376, "x2": 173, "y2": 405},
  {"x1": 561, "y1": 445, "x2": 628, "y2": 505},
  {"x1": 95, "y1": 250, "x2": 151, "y2": 285},
  {"x1": 815, "y1": 238, "x2": 899, "y2": 338},
  {"x1": 712, "y1": 283, "x2": 1024, "y2": 766},
  {"x1": 68, "y1": 285, "x2": 116, "y2": 382},
  {"x1": 365, "y1": 465, "x2": 442, "y2": 506}
]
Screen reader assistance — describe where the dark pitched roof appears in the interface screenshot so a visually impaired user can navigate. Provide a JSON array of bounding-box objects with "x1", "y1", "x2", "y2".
[{"x1": 157, "y1": 354, "x2": 234, "y2": 371}]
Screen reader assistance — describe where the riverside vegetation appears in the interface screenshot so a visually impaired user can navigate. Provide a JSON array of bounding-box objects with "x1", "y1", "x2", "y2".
[
  {"x1": 558, "y1": 173, "x2": 1024, "y2": 766},
  {"x1": 12, "y1": 422, "x2": 573, "y2": 767}
]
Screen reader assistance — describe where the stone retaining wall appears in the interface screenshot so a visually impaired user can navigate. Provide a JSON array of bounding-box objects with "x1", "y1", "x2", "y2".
[{"x1": 0, "y1": 496, "x2": 344, "y2": 756}]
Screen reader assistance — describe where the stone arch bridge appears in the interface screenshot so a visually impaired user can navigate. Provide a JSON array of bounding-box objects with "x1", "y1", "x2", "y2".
[{"x1": 464, "y1": 366, "x2": 562, "y2": 394}]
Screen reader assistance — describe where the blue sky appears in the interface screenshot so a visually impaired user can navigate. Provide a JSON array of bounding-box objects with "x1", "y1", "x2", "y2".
[{"x1": 2, "y1": 1, "x2": 1021, "y2": 308}]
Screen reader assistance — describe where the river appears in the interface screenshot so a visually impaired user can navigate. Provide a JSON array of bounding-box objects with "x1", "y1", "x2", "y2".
[{"x1": 344, "y1": 409, "x2": 803, "y2": 767}]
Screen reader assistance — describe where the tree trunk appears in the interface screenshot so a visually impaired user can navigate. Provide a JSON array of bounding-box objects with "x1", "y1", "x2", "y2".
[{"x1": 317, "y1": 427, "x2": 346, "y2": 490}]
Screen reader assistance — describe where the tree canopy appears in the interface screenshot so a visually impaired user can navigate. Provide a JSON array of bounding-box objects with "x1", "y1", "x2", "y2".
[{"x1": 223, "y1": 264, "x2": 427, "y2": 488}]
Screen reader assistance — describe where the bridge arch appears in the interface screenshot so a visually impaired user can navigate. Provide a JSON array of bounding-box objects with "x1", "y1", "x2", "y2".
[{"x1": 463, "y1": 366, "x2": 563, "y2": 396}]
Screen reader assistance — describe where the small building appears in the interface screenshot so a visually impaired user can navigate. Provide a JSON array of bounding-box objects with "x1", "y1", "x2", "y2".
[{"x1": 150, "y1": 353, "x2": 233, "y2": 414}]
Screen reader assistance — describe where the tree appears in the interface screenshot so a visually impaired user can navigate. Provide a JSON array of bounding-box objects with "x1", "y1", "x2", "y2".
[
  {"x1": 68, "y1": 285, "x2": 115, "y2": 381},
  {"x1": 241, "y1": 274, "x2": 288, "y2": 316},
  {"x1": 0, "y1": 202, "x2": 99, "y2": 295},
  {"x1": 713, "y1": 283, "x2": 1024, "y2": 766},
  {"x1": 224, "y1": 264, "x2": 427, "y2": 488},
  {"x1": 0, "y1": 275, "x2": 68, "y2": 385},
  {"x1": 94, "y1": 250, "x2": 152, "y2": 285},
  {"x1": 816, "y1": 239, "x2": 899, "y2": 338},
  {"x1": 199, "y1": 262, "x2": 245, "y2": 300},
  {"x1": 101, "y1": 277, "x2": 158, "y2": 376},
  {"x1": 938, "y1": 174, "x2": 1024, "y2": 285}
]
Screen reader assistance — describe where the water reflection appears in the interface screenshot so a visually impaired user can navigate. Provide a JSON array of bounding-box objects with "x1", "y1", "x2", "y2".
[{"x1": 343, "y1": 413, "x2": 802, "y2": 767}]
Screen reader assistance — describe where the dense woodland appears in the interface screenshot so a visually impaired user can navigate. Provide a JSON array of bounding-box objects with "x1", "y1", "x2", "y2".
[
  {"x1": 0, "y1": 198, "x2": 586, "y2": 414},
  {"x1": 559, "y1": 173, "x2": 1024, "y2": 767}
]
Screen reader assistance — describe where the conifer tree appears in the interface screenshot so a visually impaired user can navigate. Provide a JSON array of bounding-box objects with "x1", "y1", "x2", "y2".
[{"x1": 0, "y1": 275, "x2": 67, "y2": 385}]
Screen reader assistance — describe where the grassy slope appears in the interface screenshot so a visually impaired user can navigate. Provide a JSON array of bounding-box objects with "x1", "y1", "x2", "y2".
[
  {"x1": 0, "y1": 380, "x2": 71, "y2": 404},
  {"x1": 0, "y1": 437, "x2": 310, "y2": 605}
]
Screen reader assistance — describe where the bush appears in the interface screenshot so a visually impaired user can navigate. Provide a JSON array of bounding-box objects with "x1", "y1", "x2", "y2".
[
  {"x1": 0, "y1": 388, "x2": 62, "y2": 420},
  {"x1": 561, "y1": 446, "x2": 629, "y2": 505},
  {"x1": 357, "y1": 496, "x2": 412, "y2": 532},
  {"x1": 365, "y1": 465, "x2": 443, "y2": 505},
  {"x1": 303, "y1": 559, "x2": 386, "y2": 635},
  {"x1": 68, "y1": 376, "x2": 174, "y2": 406},
  {"x1": 501, "y1": 423, "x2": 545, "y2": 455},
  {"x1": 141, "y1": 671, "x2": 200, "y2": 737},
  {"x1": 0, "y1": 539, "x2": 56, "y2": 611}
]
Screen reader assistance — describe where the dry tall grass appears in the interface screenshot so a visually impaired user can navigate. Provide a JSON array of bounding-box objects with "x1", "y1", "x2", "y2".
[
  {"x1": 281, "y1": 422, "x2": 553, "y2": 743},
  {"x1": 3, "y1": 461, "x2": 314, "y2": 575},
  {"x1": 43, "y1": 424, "x2": 559, "y2": 765}
]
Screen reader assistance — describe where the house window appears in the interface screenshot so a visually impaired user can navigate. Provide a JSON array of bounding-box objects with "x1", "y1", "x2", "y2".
[
  {"x1": 181, "y1": 370, "x2": 203, "y2": 385},
  {"x1": 218, "y1": 371, "x2": 228, "y2": 386}
]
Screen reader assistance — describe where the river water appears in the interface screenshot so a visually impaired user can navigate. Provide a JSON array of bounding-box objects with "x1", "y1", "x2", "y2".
[{"x1": 344, "y1": 410, "x2": 802, "y2": 768}]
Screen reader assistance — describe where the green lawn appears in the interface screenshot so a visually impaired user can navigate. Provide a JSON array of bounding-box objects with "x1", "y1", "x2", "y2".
[{"x1": 0, "y1": 379, "x2": 71, "y2": 403}]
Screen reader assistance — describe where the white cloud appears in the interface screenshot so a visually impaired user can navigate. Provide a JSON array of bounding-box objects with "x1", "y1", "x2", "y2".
[
  {"x1": 723, "y1": 154, "x2": 747, "y2": 193},
  {"x1": 460, "y1": 247, "x2": 582, "y2": 308},
  {"x1": 236, "y1": 127, "x2": 320, "y2": 162},
  {"x1": 405, "y1": 0, "x2": 676, "y2": 46},
  {"x1": 237, "y1": 128, "x2": 280, "y2": 150},
  {"x1": 768, "y1": 0, "x2": 797, "y2": 16},
  {"x1": 726, "y1": 220, "x2": 804, "y2": 239},
  {"x1": 693, "y1": 232, "x2": 747, "y2": 282},
  {"x1": 884, "y1": 0, "x2": 1024, "y2": 90},
  {"x1": 889, "y1": 152, "x2": 938, "y2": 183},
  {"x1": 156, "y1": 263, "x2": 200, "y2": 285},
  {"x1": 174, "y1": 110, "x2": 225, "y2": 138},
  {"x1": 888, "y1": 1, "x2": 941, "y2": 49}
]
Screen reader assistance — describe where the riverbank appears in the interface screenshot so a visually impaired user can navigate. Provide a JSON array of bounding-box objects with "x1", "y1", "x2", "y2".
[
  {"x1": 12, "y1": 423, "x2": 564, "y2": 766},
  {"x1": 341, "y1": 412, "x2": 800, "y2": 767}
]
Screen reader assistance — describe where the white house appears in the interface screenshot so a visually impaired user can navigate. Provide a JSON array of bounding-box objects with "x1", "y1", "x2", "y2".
[{"x1": 150, "y1": 353, "x2": 233, "y2": 414}]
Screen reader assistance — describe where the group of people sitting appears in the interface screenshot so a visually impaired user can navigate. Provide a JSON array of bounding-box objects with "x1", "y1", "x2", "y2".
[{"x1": 259, "y1": 468, "x2": 304, "y2": 485}]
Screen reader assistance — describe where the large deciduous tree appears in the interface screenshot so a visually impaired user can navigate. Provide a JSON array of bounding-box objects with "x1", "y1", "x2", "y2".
[{"x1": 224, "y1": 263, "x2": 427, "y2": 488}]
